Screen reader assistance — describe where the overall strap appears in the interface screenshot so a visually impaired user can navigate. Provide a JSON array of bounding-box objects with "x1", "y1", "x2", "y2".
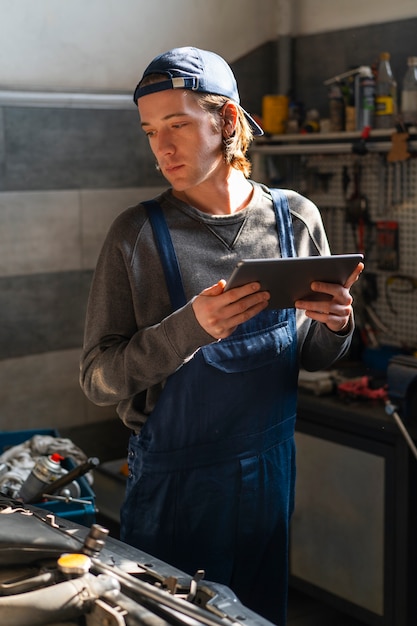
[
  {"x1": 269, "y1": 188, "x2": 296, "y2": 258},
  {"x1": 142, "y1": 200, "x2": 187, "y2": 311}
]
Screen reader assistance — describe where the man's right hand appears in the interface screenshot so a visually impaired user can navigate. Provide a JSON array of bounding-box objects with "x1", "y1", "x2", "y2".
[{"x1": 192, "y1": 280, "x2": 270, "y2": 339}]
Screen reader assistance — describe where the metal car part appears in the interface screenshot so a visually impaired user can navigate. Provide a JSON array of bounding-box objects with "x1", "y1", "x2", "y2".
[{"x1": 0, "y1": 496, "x2": 274, "y2": 626}]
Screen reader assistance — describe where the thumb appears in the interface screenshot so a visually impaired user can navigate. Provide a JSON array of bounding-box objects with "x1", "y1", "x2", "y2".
[{"x1": 200, "y1": 279, "x2": 227, "y2": 297}]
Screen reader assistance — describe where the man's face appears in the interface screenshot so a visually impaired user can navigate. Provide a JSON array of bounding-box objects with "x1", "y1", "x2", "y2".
[{"x1": 138, "y1": 89, "x2": 225, "y2": 193}]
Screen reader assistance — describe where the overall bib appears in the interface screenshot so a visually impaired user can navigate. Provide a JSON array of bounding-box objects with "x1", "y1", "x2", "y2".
[{"x1": 121, "y1": 189, "x2": 298, "y2": 625}]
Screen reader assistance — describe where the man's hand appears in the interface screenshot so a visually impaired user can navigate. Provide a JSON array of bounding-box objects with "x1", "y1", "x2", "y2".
[
  {"x1": 295, "y1": 261, "x2": 364, "y2": 333},
  {"x1": 192, "y1": 280, "x2": 270, "y2": 339}
]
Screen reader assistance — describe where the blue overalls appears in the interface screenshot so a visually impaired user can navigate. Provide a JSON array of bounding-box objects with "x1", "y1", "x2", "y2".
[{"x1": 121, "y1": 189, "x2": 298, "y2": 626}]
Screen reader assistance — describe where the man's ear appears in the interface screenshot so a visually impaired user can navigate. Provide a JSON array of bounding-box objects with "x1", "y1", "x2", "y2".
[{"x1": 221, "y1": 102, "x2": 238, "y2": 138}]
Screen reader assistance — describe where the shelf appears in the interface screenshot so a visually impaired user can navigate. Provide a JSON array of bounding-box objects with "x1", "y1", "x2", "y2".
[{"x1": 251, "y1": 129, "x2": 417, "y2": 155}]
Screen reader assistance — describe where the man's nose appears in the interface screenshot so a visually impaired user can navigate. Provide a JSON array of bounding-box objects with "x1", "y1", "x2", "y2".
[{"x1": 155, "y1": 129, "x2": 175, "y2": 156}]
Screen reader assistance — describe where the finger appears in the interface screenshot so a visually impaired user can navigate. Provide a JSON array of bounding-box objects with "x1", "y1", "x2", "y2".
[
  {"x1": 199, "y1": 279, "x2": 227, "y2": 298},
  {"x1": 303, "y1": 307, "x2": 351, "y2": 331},
  {"x1": 223, "y1": 281, "x2": 264, "y2": 303},
  {"x1": 202, "y1": 296, "x2": 270, "y2": 340},
  {"x1": 215, "y1": 298, "x2": 270, "y2": 338},
  {"x1": 306, "y1": 261, "x2": 364, "y2": 299},
  {"x1": 193, "y1": 283, "x2": 269, "y2": 340},
  {"x1": 344, "y1": 262, "x2": 365, "y2": 289}
]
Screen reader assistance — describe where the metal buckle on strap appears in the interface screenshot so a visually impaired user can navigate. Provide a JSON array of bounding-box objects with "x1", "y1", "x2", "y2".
[{"x1": 172, "y1": 77, "x2": 199, "y2": 90}]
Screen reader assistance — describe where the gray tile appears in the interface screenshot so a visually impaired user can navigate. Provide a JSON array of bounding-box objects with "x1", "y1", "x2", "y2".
[
  {"x1": 1, "y1": 107, "x2": 160, "y2": 191},
  {"x1": 0, "y1": 349, "x2": 98, "y2": 431},
  {"x1": 0, "y1": 270, "x2": 92, "y2": 358},
  {"x1": 0, "y1": 108, "x2": 5, "y2": 167},
  {"x1": 0, "y1": 189, "x2": 81, "y2": 276},
  {"x1": 80, "y1": 186, "x2": 166, "y2": 269}
]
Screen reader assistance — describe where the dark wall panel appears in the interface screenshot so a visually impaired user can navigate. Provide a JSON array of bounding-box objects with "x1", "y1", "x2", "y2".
[
  {"x1": 1, "y1": 107, "x2": 163, "y2": 192},
  {"x1": 0, "y1": 270, "x2": 93, "y2": 359}
]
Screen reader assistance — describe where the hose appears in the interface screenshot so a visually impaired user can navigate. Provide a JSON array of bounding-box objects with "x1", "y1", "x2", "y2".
[{"x1": 0, "y1": 573, "x2": 119, "y2": 626}]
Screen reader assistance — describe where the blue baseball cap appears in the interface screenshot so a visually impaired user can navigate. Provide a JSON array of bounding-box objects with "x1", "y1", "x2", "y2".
[{"x1": 133, "y1": 46, "x2": 263, "y2": 136}]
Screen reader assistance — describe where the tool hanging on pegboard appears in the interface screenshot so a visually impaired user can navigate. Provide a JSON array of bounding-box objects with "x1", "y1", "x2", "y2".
[
  {"x1": 345, "y1": 160, "x2": 371, "y2": 254},
  {"x1": 387, "y1": 130, "x2": 411, "y2": 163},
  {"x1": 376, "y1": 220, "x2": 399, "y2": 270},
  {"x1": 386, "y1": 128, "x2": 411, "y2": 210},
  {"x1": 385, "y1": 273, "x2": 417, "y2": 315}
]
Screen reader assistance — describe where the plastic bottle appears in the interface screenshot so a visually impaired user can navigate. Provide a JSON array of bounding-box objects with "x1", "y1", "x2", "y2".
[
  {"x1": 343, "y1": 74, "x2": 356, "y2": 132},
  {"x1": 328, "y1": 83, "x2": 345, "y2": 132},
  {"x1": 301, "y1": 109, "x2": 320, "y2": 133},
  {"x1": 374, "y1": 52, "x2": 397, "y2": 129},
  {"x1": 19, "y1": 453, "x2": 64, "y2": 502},
  {"x1": 401, "y1": 56, "x2": 417, "y2": 127},
  {"x1": 355, "y1": 66, "x2": 375, "y2": 130}
]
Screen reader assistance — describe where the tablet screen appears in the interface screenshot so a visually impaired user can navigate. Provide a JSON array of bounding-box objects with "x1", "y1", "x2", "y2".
[{"x1": 225, "y1": 254, "x2": 363, "y2": 309}]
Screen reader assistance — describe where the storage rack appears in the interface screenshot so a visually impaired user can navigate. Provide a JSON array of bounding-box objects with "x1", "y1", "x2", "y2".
[{"x1": 250, "y1": 130, "x2": 417, "y2": 351}]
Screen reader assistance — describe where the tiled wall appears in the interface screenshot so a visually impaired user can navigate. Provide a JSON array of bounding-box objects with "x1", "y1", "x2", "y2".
[
  {"x1": 0, "y1": 187, "x2": 165, "y2": 431},
  {"x1": 0, "y1": 106, "x2": 163, "y2": 192}
]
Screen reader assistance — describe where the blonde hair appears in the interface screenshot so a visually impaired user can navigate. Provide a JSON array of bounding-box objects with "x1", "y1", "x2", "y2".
[{"x1": 194, "y1": 93, "x2": 254, "y2": 177}]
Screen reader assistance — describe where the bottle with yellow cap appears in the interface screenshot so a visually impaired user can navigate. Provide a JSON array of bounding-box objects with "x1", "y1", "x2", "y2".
[{"x1": 375, "y1": 52, "x2": 397, "y2": 129}]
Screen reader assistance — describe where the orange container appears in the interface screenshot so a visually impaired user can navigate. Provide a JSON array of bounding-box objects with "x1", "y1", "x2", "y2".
[{"x1": 262, "y1": 95, "x2": 289, "y2": 134}]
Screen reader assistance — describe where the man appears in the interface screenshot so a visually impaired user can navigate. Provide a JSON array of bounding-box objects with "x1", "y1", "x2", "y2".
[{"x1": 80, "y1": 47, "x2": 363, "y2": 625}]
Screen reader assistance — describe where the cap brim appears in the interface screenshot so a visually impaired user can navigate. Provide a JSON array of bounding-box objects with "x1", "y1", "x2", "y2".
[{"x1": 244, "y1": 110, "x2": 264, "y2": 136}]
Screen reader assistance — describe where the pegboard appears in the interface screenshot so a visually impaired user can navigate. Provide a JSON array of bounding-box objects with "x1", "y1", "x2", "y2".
[{"x1": 251, "y1": 145, "x2": 417, "y2": 351}]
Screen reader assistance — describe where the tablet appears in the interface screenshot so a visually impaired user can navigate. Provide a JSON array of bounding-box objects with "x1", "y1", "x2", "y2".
[{"x1": 225, "y1": 253, "x2": 364, "y2": 309}]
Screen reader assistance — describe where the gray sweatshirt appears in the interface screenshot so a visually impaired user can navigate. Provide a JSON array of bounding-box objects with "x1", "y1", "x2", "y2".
[{"x1": 80, "y1": 182, "x2": 353, "y2": 431}]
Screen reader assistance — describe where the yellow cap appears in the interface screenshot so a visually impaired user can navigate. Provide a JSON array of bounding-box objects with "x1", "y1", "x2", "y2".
[{"x1": 57, "y1": 553, "x2": 91, "y2": 575}]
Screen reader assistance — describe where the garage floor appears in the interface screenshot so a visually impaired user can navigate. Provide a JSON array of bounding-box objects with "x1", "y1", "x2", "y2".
[{"x1": 61, "y1": 418, "x2": 366, "y2": 626}]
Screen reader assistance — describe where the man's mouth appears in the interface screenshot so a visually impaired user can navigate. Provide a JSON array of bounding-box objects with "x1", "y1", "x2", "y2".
[{"x1": 164, "y1": 163, "x2": 183, "y2": 174}]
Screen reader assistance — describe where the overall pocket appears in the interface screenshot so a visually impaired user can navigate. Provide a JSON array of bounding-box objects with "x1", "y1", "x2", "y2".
[{"x1": 202, "y1": 321, "x2": 293, "y2": 373}]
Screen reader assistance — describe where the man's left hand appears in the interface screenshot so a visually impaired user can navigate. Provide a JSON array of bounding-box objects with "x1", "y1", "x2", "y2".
[{"x1": 295, "y1": 261, "x2": 364, "y2": 333}]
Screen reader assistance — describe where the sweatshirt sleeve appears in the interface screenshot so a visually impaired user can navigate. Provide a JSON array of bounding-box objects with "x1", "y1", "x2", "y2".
[
  {"x1": 298, "y1": 314, "x2": 354, "y2": 372},
  {"x1": 79, "y1": 210, "x2": 215, "y2": 406}
]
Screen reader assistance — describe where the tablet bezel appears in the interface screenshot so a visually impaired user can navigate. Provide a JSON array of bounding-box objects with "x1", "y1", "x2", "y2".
[{"x1": 224, "y1": 254, "x2": 364, "y2": 309}]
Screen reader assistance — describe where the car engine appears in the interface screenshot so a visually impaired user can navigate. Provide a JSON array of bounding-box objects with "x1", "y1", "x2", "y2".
[{"x1": 0, "y1": 495, "x2": 273, "y2": 626}]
